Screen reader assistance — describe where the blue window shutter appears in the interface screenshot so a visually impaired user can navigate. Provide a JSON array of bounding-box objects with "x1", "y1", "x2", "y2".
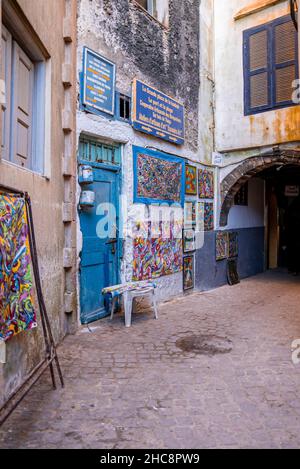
[
  {"x1": 244, "y1": 15, "x2": 299, "y2": 115},
  {"x1": 272, "y1": 17, "x2": 299, "y2": 107},
  {"x1": 244, "y1": 24, "x2": 271, "y2": 115}
]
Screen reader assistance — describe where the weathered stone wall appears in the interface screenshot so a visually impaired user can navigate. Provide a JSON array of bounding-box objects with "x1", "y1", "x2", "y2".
[{"x1": 77, "y1": 0, "x2": 200, "y2": 151}]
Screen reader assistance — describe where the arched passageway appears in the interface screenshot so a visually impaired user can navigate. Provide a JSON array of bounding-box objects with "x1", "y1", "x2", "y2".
[
  {"x1": 219, "y1": 149, "x2": 300, "y2": 274},
  {"x1": 220, "y1": 150, "x2": 300, "y2": 226}
]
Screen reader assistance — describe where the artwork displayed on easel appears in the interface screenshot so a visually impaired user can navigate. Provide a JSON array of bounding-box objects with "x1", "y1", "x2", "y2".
[
  {"x1": 183, "y1": 229, "x2": 196, "y2": 253},
  {"x1": 183, "y1": 256, "x2": 194, "y2": 290},
  {"x1": 0, "y1": 195, "x2": 36, "y2": 342},
  {"x1": 227, "y1": 259, "x2": 240, "y2": 285},
  {"x1": 185, "y1": 164, "x2": 197, "y2": 195},
  {"x1": 228, "y1": 231, "x2": 239, "y2": 258},
  {"x1": 204, "y1": 202, "x2": 214, "y2": 231},
  {"x1": 216, "y1": 231, "x2": 229, "y2": 261},
  {"x1": 198, "y1": 169, "x2": 214, "y2": 199}
]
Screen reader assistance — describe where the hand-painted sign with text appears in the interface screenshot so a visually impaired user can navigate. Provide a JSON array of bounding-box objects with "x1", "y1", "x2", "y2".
[
  {"x1": 82, "y1": 47, "x2": 116, "y2": 115},
  {"x1": 132, "y1": 79, "x2": 185, "y2": 145}
]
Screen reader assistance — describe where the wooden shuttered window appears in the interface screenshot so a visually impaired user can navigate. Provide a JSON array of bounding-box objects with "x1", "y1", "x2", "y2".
[
  {"x1": 11, "y1": 42, "x2": 34, "y2": 168},
  {"x1": 244, "y1": 15, "x2": 298, "y2": 115},
  {"x1": 1, "y1": 25, "x2": 12, "y2": 161}
]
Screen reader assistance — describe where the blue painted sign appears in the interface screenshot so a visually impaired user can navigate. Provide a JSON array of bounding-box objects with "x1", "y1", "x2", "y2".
[
  {"x1": 82, "y1": 47, "x2": 116, "y2": 115},
  {"x1": 132, "y1": 79, "x2": 185, "y2": 145}
]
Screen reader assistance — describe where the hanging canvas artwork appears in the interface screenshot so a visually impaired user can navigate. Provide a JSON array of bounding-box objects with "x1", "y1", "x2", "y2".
[
  {"x1": 204, "y1": 202, "x2": 214, "y2": 231},
  {"x1": 184, "y1": 201, "x2": 196, "y2": 227},
  {"x1": 183, "y1": 229, "x2": 196, "y2": 253},
  {"x1": 185, "y1": 165, "x2": 197, "y2": 195},
  {"x1": 183, "y1": 256, "x2": 194, "y2": 290},
  {"x1": 198, "y1": 169, "x2": 214, "y2": 199},
  {"x1": 0, "y1": 195, "x2": 36, "y2": 342},
  {"x1": 132, "y1": 220, "x2": 183, "y2": 281},
  {"x1": 133, "y1": 147, "x2": 185, "y2": 205},
  {"x1": 216, "y1": 231, "x2": 229, "y2": 261},
  {"x1": 228, "y1": 232, "x2": 239, "y2": 258}
]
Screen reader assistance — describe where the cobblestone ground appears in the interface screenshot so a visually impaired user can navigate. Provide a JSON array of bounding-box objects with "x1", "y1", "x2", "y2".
[{"x1": 1, "y1": 271, "x2": 300, "y2": 449}]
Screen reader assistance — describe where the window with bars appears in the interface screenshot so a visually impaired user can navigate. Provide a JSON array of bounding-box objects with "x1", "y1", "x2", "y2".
[
  {"x1": 78, "y1": 137, "x2": 121, "y2": 166},
  {"x1": 117, "y1": 93, "x2": 131, "y2": 122},
  {"x1": 243, "y1": 15, "x2": 299, "y2": 115},
  {"x1": 234, "y1": 183, "x2": 248, "y2": 206},
  {"x1": 134, "y1": 0, "x2": 169, "y2": 27}
]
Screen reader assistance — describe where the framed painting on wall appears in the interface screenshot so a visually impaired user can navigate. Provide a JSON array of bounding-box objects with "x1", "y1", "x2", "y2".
[
  {"x1": 198, "y1": 169, "x2": 214, "y2": 199},
  {"x1": 185, "y1": 164, "x2": 197, "y2": 195},
  {"x1": 183, "y1": 256, "x2": 194, "y2": 291},
  {"x1": 216, "y1": 231, "x2": 229, "y2": 261},
  {"x1": 183, "y1": 229, "x2": 196, "y2": 253},
  {"x1": 184, "y1": 201, "x2": 196, "y2": 227},
  {"x1": 204, "y1": 202, "x2": 214, "y2": 231},
  {"x1": 133, "y1": 146, "x2": 185, "y2": 206},
  {"x1": 228, "y1": 231, "x2": 239, "y2": 258}
]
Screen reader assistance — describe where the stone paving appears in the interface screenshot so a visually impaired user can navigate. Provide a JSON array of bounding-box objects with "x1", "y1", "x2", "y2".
[{"x1": 1, "y1": 271, "x2": 300, "y2": 449}]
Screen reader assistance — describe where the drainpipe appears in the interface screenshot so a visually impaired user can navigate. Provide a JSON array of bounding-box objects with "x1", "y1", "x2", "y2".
[{"x1": 290, "y1": 0, "x2": 298, "y2": 31}]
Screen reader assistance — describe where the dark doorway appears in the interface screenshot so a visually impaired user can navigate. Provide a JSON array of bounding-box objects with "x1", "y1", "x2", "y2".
[{"x1": 262, "y1": 165, "x2": 300, "y2": 272}]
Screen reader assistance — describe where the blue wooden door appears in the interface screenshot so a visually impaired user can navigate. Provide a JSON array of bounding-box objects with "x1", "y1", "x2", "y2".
[{"x1": 79, "y1": 167, "x2": 120, "y2": 324}]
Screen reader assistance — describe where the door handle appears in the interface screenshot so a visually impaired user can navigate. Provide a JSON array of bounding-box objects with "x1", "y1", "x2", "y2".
[
  {"x1": 105, "y1": 238, "x2": 117, "y2": 245},
  {"x1": 106, "y1": 238, "x2": 117, "y2": 254}
]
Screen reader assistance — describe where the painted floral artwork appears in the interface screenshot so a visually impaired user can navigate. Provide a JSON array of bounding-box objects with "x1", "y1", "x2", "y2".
[
  {"x1": 0, "y1": 195, "x2": 36, "y2": 342},
  {"x1": 132, "y1": 221, "x2": 183, "y2": 281},
  {"x1": 198, "y1": 169, "x2": 214, "y2": 199},
  {"x1": 136, "y1": 153, "x2": 183, "y2": 203},
  {"x1": 204, "y1": 202, "x2": 214, "y2": 231},
  {"x1": 228, "y1": 232, "x2": 239, "y2": 258},
  {"x1": 185, "y1": 165, "x2": 197, "y2": 195},
  {"x1": 216, "y1": 231, "x2": 229, "y2": 261},
  {"x1": 183, "y1": 256, "x2": 194, "y2": 290}
]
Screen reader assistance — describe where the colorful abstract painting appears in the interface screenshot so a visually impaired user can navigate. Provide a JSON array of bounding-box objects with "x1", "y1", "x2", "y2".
[
  {"x1": 132, "y1": 221, "x2": 183, "y2": 281},
  {"x1": 183, "y1": 256, "x2": 194, "y2": 291},
  {"x1": 184, "y1": 201, "x2": 196, "y2": 227},
  {"x1": 0, "y1": 195, "x2": 36, "y2": 342},
  {"x1": 198, "y1": 169, "x2": 214, "y2": 199},
  {"x1": 228, "y1": 232, "x2": 239, "y2": 258},
  {"x1": 134, "y1": 150, "x2": 184, "y2": 205},
  {"x1": 204, "y1": 202, "x2": 214, "y2": 231},
  {"x1": 185, "y1": 165, "x2": 197, "y2": 195},
  {"x1": 216, "y1": 231, "x2": 229, "y2": 261},
  {"x1": 183, "y1": 229, "x2": 196, "y2": 253},
  {"x1": 132, "y1": 237, "x2": 153, "y2": 281}
]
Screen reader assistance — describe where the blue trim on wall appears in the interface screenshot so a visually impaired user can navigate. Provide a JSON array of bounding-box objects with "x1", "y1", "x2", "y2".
[
  {"x1": 243, "y1": 14, "x2": 299, "y2": 116},
  {"x1": 132, "y1": 146, "x2": 185, "y2": 206}
]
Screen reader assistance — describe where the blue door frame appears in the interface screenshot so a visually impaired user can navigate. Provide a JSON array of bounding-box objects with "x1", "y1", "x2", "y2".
[{"x1": 78, "y1": 157, "x2": 121, "y2": 325}]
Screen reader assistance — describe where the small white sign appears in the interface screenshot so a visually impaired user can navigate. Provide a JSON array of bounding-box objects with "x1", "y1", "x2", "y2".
[
  {"x1": 285, "y1": 185, "x2": 299, "y2": 197},
  {"x1": 212, "y1": 152, "x2": 223, "y2": 166}
]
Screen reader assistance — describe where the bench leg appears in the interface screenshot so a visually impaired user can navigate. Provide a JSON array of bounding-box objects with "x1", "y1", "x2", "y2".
[
  {"x1": 110, "y1": 296, "x2": 117, "y2": 320},
  {"x1": 124, "y1": 292, "x2": 133, "y2": 327},
  {"x1": 152, "y1": 290, "x2": 158, "y2": 320}
]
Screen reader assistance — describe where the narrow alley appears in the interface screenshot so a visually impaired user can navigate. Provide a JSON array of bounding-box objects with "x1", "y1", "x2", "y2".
[{"x1": 1, "y1": 271, "x2": 300, "y2": 449}]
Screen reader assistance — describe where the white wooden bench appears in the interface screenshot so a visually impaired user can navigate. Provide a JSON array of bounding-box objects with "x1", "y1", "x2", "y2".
[{"x1": 102, "y1": 281, "x2": 158, "y2": 327}]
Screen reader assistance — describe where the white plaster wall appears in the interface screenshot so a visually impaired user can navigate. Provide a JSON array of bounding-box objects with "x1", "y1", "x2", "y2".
[
  {"x1": 226, "y1": 177, "x2": 265, "y2": 230},
  {"x1": 214, "y1": 0, "x2": 300, "y2": 153}
]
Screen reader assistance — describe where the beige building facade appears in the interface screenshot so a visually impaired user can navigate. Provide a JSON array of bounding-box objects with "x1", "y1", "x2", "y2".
[{"x1": 0, "y1": 0, "x2": 77, "y2": 404}]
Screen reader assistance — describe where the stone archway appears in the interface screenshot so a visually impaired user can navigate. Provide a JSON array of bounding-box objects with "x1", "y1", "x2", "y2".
[{"x1": 219, "y1": 149, "x2": 300, "y2": 226}]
